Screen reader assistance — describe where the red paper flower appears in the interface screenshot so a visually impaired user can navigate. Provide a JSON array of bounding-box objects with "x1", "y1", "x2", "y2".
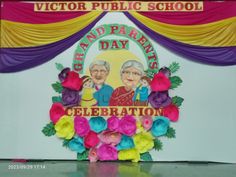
[
  {"x1": 150, "y1": 72, "x2": 171, "y2": 91},
  {"x1": 84, "y1": 131, "x2": 100, "y2": 148},
  {"x1": 49, "y1": 103, "x2": 65, "y2": 124},
  {"x1": 61, "y1": 71, "x2": 83, "y2": 91},
  {"x1": 163, "y1": 104, "x2": 179, "y2": 122}
]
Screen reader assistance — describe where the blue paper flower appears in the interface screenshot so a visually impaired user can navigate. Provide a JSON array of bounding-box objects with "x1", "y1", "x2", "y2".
[
  {"x1": 68, "y1": 137, "x2": 85, "y2": 153},
  {"x1": 89, "y1": 116, "x2": 107, "y2": 133},
  {"x1": 151, "y1": 116, "x2": 170, "y2": 137},
  {"x1": 116, "y1": 135, "x2": 135, "y2": 151}
]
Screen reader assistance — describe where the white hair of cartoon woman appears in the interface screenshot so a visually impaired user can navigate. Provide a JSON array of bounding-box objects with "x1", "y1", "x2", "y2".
[
  {"x1": 120, "y1": 60, "x2": 144, "y2": 77},
  {"x1": 89, "y1": 60, "x2": 110, "y2": 73}
]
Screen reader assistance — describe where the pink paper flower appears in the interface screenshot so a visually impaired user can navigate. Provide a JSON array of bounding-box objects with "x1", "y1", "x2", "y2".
[
  {"x1": 107, "y1": 116, "x2": 120, "y2": 131},
  {"x1": 61, "y1": 71, "x2": 83, "y2": 91},
  {"x1": 98, "y1": 130, "x2": 121, "y2": 145},
  {"x1": 49, "y1": 103, "x2": 65, "y2": 124},
  {"x1": 140, "y1": 115, "x2": 153, "y2": 130},
  {"x1": 163, "y1": 104, "x2": 179, "y2": 122},
  {"x1": 119, "y1": 115, "x2": 136, "y2": 136},
  {"x1": 74, "y1": 116, "x2": 90, "y2": 137},
  {"x1": 150, "y1": 72, "x2": 171, "y2": 91},
  {"x1": 84, "y1": 131, "x2": 100, "y2": 148},
  {"x1": 88, "y1": 148, "x2": 98, "y2": 162},
  {"x1": 97, "y1": 144, "x2": 118, "y2": 161}
]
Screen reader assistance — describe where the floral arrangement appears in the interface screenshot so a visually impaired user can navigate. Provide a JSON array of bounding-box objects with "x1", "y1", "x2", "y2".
[{"x1": 42, "y1": 62, "x2": 183, "y2": 162}]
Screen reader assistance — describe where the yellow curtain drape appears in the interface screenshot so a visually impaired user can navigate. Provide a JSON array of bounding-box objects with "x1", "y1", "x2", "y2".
[
  {"x1": 130, "y1": 12, "x2": 236, "y2": 47},
  {"x1": 1, "y1": 11, "x2": 102, "y2": 48}
]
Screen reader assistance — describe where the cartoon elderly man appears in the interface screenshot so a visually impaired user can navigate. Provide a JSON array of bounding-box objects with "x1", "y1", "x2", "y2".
[{"x1": 89, "y1": 60, "x2": 113, "y2": 106}]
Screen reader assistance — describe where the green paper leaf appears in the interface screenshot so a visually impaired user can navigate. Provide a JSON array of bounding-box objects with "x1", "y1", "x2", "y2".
[
  {"x1": 42, "y1": 122, "x2": 56, "y2": 137},
  {"x1": 52, "y1": 82, "x2": 63, "y2": 93},
  {"x1": 144, "y1": 69, "x2": 156, "y2": 79},
  {"x1": 170, "y1": 76, "x2": 182, "y2": 89},
  {"x1": 62, "y1": 139, "x2": 70, "y2": 148},
  {"x1": 153, "y1": 139, "x2": 163, "y2": 151},
  {"x1": 52, "y1": 96, "x2": 62, "y2": 103},
  {"x1": 77, "y1": 150, "x2": 88, "y2": 161},
  {"x1": 172, "y1": 96, "x2": 184, "y2": 107},
  {"x1": 55, "y1": 63, "x2": 64, "y2": 71},
  {"x1": 169, "y1": 62, "x2": 180, "y2": 74},
  {"x1": 140, "y1": 152, "x2": 153, "y2": 161},
  {"x1": 165, "y1": 127, "x2": 176, "y2": 139}
]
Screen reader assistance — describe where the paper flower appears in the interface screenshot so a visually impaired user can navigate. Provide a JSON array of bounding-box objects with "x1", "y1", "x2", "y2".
[
  {"x1": 61, "y1": 71, "x2": 83, "y2": 91},
  {"x1": 98, "y1": 130, "x2": 121, "y2": 145},
  {"x1": 97, "y1": 144, "x2": 118, "y2": 161},
  {"x1": 116, "y1": 135, "x2": 134, "y2": 151},
  {"x1": 88, "y1": 147, "x2": 98, "y2": 162},
  {"x1": 148, "y1": 91, "x2": 172, "y2": 108},
  {"x1": 163, "y1": 104, "x2": 179, "y2": 122},
  {"x1": 62, "y1": 88, "x2": 80, "y2": 107},
  {"x1": 136, "y1": 121, "x2": 145, "y2": 133},
  {"x1": 119, "y1": 115, "x2": 136, "y2": 136},
  {"x1": 118, "y1": 148, "x2": 140, "y2": 162},
  {"x1": 58, "y1": 67, "x2": 70, "y2": 82},
  {"x1": 68, "y1": 136, "x2": 85, "y2": 153},
  {"x1": 133, "y1": 132, "x2": 154, "y2": 153},
  {"x1": 49, "y1": 103, "x2": 65, "y2": 124},
  {"x1": 74, "y1": 116, "x2": 90, "y2": 137},
  {"x1": 159, "y1": 67, "x2": 171, "y2": 78},
  {"x1": 150, "y1": 72, "x2": 171, "y2": 91},
  {"x1": 84, "y1": 131, "x2": 100, "y2": 148},
  {"x1": 55, "y1": 115, "x2": 74, "y2": 139},
  {"x1": 107, "y1": 116, "x2": 120, "y2": 131},
  {"x1": 140, "y1": 115, "x2": 153, "y2": 130},
  {"x1": 89, "y1": 116, "x2": 107, "y2": 133},
  {"x1": 151, "y1": 116, "x2": 170, "y2": 137}
]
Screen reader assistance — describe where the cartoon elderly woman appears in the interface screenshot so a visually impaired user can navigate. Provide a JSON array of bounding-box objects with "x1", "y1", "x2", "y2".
[{"x1": 109, "y1": 60, "x2": 144, "y2": 106}]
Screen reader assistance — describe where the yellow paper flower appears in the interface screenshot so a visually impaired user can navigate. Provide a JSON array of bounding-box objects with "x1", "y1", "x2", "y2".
[
  {"x1": 133, "y1": 132, "x2": 154, "y2": 153},
  {"x1": 118, "y1": 148, "x2": 140, "y2": 162},
  {"x1": 136, "y1": 121, "x2": 145, "y2": 133},
  {"x1": 55, "y1": 115, "x2": 74, "y2": 139}
]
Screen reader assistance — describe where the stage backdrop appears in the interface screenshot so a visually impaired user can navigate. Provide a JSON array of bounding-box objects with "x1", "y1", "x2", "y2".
[{"x1": 0, "y1": 2, "x2": 236, "y2": 162}]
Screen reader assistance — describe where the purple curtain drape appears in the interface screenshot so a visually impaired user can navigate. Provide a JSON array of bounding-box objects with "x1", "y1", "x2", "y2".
[
  {"x1": 0, "y1": 13, "x2": 106, "y2": 73},
  {"x1": 124, "y1": 12, "x2": 236, "y2": 66},
  {"x1": 1, "y1": 11, "x2": 236, "y2": 73}
]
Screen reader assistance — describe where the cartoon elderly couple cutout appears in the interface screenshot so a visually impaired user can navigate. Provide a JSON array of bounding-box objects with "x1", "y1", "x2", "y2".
[{"x1": 80, "y1": 60, "x2": 151, "y2": 107}]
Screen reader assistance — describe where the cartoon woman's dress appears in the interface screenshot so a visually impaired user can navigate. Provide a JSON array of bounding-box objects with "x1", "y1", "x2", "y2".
[{"x1": 80, "y1": 88, "x2": 97, "y2": 107}]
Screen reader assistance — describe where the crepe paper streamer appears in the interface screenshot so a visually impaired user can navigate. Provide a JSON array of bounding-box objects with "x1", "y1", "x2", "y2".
[
  {"x1": 0, "y1": 13, "x2": 106, "y2": 73},
  {"x1": 138, "y1": 2, "x2": 236, "y2": 25},
  {"x1": 125, "y1": 12, "x2": 236, "y2": 66},
  {"x1": 1, "y1": 11, "x2": 103, "y2": 48},
  {"x1": 1, "y1": 1, "x2": 87, "y2": 24},
  {"x1": 128, "y1": 12, "x2": 236, "y2": 47}
]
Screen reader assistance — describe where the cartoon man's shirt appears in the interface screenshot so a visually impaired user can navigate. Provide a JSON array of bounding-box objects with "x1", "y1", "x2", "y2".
[{"x1": 93, "y1": 84, "x2": 113, "y2": 106}]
